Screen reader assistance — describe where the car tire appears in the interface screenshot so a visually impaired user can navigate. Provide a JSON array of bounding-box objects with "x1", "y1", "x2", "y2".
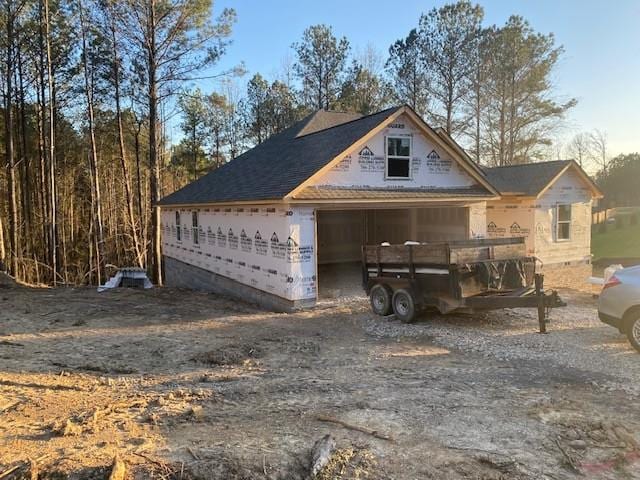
[
  {"x1": 369, "y1": 284, "x2": 393, "y2": 316},
  {"x1": 626, "y1": 312, "x2": 640, "y2": 353},
  {"x1": 392, "y1": 289, "x2": 416, "y2": 324}
]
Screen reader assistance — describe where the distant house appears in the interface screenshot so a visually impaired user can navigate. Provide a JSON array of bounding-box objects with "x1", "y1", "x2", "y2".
[
  {"x1": 484, "y1": 160, "x2": 603, "y2": 288},
  {"x1": 158, "y1": 105, "x2": 602, "y2": 310}
]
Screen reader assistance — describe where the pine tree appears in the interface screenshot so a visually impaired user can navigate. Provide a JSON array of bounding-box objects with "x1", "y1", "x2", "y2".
[
  {"x1": 293, "y1": 24, "x2": 350, "y2": 110},
  {"x1": 386, "y1": 29, "x2": 429, "y2": 116},
  {"x1": 419, "y1": 0, "x2": 484, "y2": 135}
]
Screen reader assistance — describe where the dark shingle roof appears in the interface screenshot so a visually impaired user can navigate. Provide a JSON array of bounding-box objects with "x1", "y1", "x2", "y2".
[
  {"x1": 482, "y1": 160, "x2": 572, "y2": 196},
  {"x1": 159, "y1": 107, "x2": 401, "y2": 206}
]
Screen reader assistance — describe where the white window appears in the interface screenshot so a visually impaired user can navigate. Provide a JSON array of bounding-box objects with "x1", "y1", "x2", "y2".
[
  {"x1": 175, "y1": 211, "x2": 182, "y2": 242},
  {"x1": 192, "y1": 211, "x2": 199, "y2": 245},
  {"x1": 556, "y1": 204, "x2": 571, "y2": 241},
  {"x1": 386, "y1": 136, "x2": 412, "y2": 179}
]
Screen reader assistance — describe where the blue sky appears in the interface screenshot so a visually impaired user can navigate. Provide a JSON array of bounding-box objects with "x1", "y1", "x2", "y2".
[{"x1": 201, "y1": 0, "x2": 640, "y2": 157}]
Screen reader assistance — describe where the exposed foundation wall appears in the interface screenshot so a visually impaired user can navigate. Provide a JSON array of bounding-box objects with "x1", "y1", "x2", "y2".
[
  {"x1": 164, "y1": 256, "x2": 314, "y2": 312},
  {"x1": 540, "y1": 262, "x2": 593, "y2": 292},
  {"x1": 161, "y1": 205, "x2": 316, "y2": 303}
]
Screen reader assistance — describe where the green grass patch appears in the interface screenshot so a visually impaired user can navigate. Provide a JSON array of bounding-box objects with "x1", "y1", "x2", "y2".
[{"x1": 592, "y1": 222, "x2": 640, "y2": 260}]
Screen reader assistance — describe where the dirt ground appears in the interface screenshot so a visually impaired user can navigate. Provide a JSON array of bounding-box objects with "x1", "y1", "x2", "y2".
[{"x1": 0, "y1": 284, "x2": 639, "y2": 479}]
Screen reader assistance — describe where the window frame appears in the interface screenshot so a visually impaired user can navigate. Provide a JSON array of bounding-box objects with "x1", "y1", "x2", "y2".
[
  {"x1": 192, "y1": 211, "x2": 199, "y2": 245},
  {"x1": 175, "y1": 211, "x2": 182, "y2": 242},
  {"x1": 555, "y1": 204, "x2": 572, "y2": 242},
  {"x1": 385, "y1": 136, "x2": 413, "y2": 180}
]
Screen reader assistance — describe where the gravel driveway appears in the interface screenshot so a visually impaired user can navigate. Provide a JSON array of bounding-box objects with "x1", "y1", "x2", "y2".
[{"x1": 366, "y1": 290, "x2": 640, "y2": 395}]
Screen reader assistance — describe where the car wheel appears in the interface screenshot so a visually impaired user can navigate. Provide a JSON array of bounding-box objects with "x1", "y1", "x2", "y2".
[
  {"x1": 370, "y1": 284, "x2": 392, "y2": 316},
  {"x1": 392, "y1": 289, "x2": 416, "y2": 324},
  {"x1": 626, "y1": 313, "x2": 640, "y2": 353}
]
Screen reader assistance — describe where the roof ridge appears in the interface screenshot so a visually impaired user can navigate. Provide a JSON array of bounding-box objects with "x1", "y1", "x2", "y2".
[{"x1": 319, "y1": 108, "x2": 361, "y2": 114}]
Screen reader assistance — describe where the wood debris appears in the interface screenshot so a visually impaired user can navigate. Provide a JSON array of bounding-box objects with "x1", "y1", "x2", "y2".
[
  {"x1": 310, "y1": 434, "x2": 335, "y2": 478},
  {"x1": 315, "y1": 414, "x2": 395, "y2": 442},
  {"x1": 108, "y1": 455, "x2": 126, "y2": 480}
]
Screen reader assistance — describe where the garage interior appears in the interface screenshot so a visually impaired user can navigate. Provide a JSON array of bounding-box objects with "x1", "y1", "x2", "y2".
[{"x1": 316, "y1": 206, "x2": 469, "y2": 299}]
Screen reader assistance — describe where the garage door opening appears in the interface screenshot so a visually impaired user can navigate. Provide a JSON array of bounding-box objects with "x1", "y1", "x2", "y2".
[{"x1": 316, "y1": 207, "x2": 469, "y2": 299}]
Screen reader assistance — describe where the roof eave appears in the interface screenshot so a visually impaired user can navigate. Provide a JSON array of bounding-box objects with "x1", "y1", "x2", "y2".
[
  {"x1": 289, "y1": 195, "x2": 499, "y2": 205},
  {"x1": 157, "y1": 198, "x2": 286, "y2": 209}
]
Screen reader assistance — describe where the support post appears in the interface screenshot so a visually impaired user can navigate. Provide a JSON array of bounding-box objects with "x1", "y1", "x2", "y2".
[
  {"x1": 408, "y1": 245, "x2": 415, "y2": 279},
  {"x1": 535, "y1": 273, "x2": 547, "y2": 334},
  {"x1": 361, "y1": 246, "x2": 368, "y2": 290}
]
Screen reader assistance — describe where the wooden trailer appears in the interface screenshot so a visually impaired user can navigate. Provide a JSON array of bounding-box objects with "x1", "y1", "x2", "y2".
[{"x1": 362, "y1": 237, "x2": 565, "y2": 331}]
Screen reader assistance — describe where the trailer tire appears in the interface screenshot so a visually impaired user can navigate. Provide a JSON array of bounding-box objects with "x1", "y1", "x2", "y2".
[
  {"x1": 370, "y1": 284, "x2": 393, "y2": 316},
  {"x1": 392, "y1": 289, "x2": 416, "y2": 323}
]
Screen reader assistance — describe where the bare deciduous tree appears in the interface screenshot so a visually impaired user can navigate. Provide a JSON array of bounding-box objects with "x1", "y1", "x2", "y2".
[
  {"x1": 590, "y1": 129, "x2": 609, "y2": 174},
  {"x1": 566, "y1": 132, "x2": 593, "y2": 168}
]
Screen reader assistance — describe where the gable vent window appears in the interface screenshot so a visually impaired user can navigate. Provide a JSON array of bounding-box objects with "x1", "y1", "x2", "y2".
[
  {"x1": 386, "y1": 137, "x2": 412, "y2": 179},
  {"x1": 175, "y1": 211, "x2": 182, "y2": 242},
  {"x1": 192, "y1": 211, "x2": 199, "y2": 245},
  {"x1": 556, "y1": 204, "x2": 571, "y2": 241}
]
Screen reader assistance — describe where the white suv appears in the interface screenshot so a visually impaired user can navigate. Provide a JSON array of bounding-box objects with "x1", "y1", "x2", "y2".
[{"x1": 598, "y1": 266, "x2": 640, "y2": 352}]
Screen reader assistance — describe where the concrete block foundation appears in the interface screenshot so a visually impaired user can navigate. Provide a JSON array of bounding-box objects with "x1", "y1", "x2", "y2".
[
  {"x1": 541, "y1": 260, "x2": 593, "y2": 292},
  {"x1": 164, "y1": 256, "x2": 315, "y2": 313}
]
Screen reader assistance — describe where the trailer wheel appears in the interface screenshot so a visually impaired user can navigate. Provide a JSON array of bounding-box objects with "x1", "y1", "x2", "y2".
[
  {"x1": 392, "y1": 289, "x2": 416, "y2": 323},
  {"x1": 370, "y1": 284, "x2": 393, "y2": 316}
]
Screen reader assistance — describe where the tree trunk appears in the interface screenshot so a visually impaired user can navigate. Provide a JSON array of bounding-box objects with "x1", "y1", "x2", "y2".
[
  {"x1": 446, "y1": 85, "x2": 453, "y2": 135},
  {"x1": 134, "y1": 118, "x2": 144, "y2": 235},
  {"x1": 44, "y1": 0, "x2": 57, "y2": 285},
  {"x1": 36, "y1": 10, "x2": 49, "y2": 266},
  {"x1": 80, "y1": 0, "x2": 105, "y2": 284},
  {"x1": 5, "y1": 1, "x2": 19, "y2": 278},
  {"x1": 474, "y1": 64, "x2": 481, "y2": 164},
  {"x1": 0, "y1": 213, "x2": 5, "y2": 271},
  {"x1": 148, "y1": 0, "x2": 162, "y2": 285},
  {"x1": 17, "y1": 38, "x2": 32, "y2": 266},
  {"x1": 192, "y1": 124, "x2": 197, "y2": 180}
]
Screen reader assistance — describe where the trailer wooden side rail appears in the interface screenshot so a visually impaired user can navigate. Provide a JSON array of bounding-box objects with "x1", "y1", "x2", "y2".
[{"x1": 362, "y1": 237, "x2": 565, "y2": 331}]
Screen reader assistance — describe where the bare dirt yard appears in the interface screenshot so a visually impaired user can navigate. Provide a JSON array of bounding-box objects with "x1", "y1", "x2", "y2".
[{"x1": 1, "y1": 284, "x2": 639, "y2": 479}]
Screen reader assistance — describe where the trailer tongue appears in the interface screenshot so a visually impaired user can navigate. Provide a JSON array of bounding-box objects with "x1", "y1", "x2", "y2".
[{"x1": 362, "y1": 237, "x2": 565, "y2": 332}]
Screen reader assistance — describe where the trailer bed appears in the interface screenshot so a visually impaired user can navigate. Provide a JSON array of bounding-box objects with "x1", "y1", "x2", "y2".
[{"x1": 362, "y1": 237, "x2": 565, "y2": 331}]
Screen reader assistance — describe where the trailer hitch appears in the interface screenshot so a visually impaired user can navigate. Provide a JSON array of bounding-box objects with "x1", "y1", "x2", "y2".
[
  {"x1": 535, "y1": 274, "x2": 567, "y2": 333},
  {"x1": 535, "y1": 274, "x2": 549, "y2": 333}
]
